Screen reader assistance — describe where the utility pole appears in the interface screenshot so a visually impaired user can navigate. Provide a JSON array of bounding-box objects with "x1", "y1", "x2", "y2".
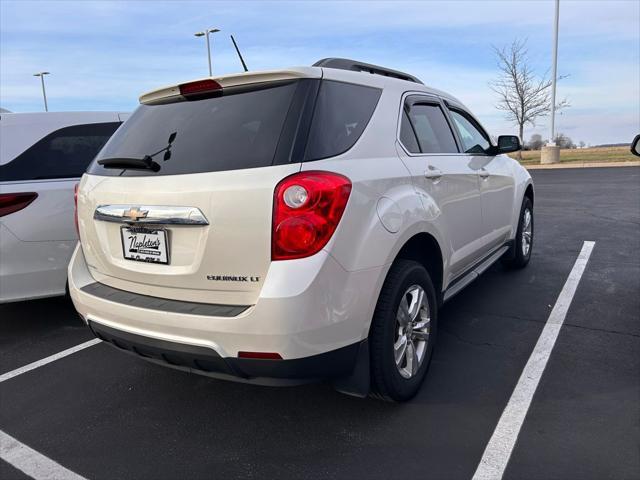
[
  {"x1": 194, "y1": 28, "x2": 220, "y2": 76},
  {"x1": 33, "y1": 72, "x2": 50, "y2": 112}
]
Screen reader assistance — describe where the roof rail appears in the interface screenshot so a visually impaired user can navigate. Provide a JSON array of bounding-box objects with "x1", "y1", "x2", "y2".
[{"x1": 313, "y1": 58, "x2": 423, "y2": 84}]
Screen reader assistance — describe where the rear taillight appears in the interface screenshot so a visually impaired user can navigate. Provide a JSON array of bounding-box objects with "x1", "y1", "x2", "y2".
[
  {"x1": 73, "y1": 183, "x2": 79, "y2": 237},
  {"x1": 272, "y1": 171, "x2": 351, "y2": 261},
  {"x1": 0, "y1": 192, "x2": 38, "y2": 217}
]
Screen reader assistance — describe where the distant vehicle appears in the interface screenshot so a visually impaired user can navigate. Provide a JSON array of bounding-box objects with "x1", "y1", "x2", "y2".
[
  {"x1": 1, "y1": 112, "x2": 127, "y2": 303},
  {"x1": 69, "y1": 59, "x2": 532, "y2": 401}
]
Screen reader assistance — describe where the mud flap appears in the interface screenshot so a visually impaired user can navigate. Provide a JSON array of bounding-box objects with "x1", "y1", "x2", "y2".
[
  {"x1": 332, "y1": 339, "x2": 370, "y2": 398},
  {"x1": 502, "y1": 238, "x2": 516, "y2": 261}
]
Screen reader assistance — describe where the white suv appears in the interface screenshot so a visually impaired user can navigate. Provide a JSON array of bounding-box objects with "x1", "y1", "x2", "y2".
[
  {"x1": 69, "y1": 59, "x2": 534, "y2": 401},
  {"x1": 1, "y1": 112, "x2": 125, "y2": 303}
]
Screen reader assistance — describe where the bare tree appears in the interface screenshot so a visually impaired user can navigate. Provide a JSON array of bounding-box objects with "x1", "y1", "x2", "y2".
[
  {"x1": 553, "y1": 133, "x2": 575, "y2": 149},
  {"x1": 490, "y1": 39, "x2": 569, "y2": 158},
  {"x1": 528, "y1": 133, "x2": 545, "y2": 151}
]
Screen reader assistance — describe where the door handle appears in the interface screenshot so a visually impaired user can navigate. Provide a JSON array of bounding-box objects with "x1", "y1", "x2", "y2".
[
  {"x1": 479, "y1": 168, "x2": 490, "y2": 179},
  {"x1": 424, "y1": 167, "x2": 443, "y2": 181}
]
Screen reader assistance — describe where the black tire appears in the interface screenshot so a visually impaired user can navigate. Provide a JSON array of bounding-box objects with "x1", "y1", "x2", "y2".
[
  {"x1": 369, "y1": 260, "x2": 438, "y2": 402},
  {"x1": 503, "y1": 196, "x2": 534, "y2": 269}
]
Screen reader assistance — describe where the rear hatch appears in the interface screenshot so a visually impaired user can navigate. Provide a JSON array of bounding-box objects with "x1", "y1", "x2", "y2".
[{"x1": 78, "y1": 68, "x2": 382, "y2": 306}]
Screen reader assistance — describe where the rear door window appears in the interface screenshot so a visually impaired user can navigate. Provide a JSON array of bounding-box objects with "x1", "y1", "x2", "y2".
[
  {"x1": 0, "y1": 122, "x2": 120, "y2": 181},
  {"x1": 402, "y1": 103, "x2": 458, "y2": 154},
  {"x1": 304, "y1": 81, "x2": 381, "y2": 161},
  {"x1": 399, "y1": 110, "x2": 420, "y2": 154}
]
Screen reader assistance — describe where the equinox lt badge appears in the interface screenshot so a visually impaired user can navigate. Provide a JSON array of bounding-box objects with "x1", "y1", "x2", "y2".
[{"x1": 207, "y1": 275, "x2": 260, "y2": 282}]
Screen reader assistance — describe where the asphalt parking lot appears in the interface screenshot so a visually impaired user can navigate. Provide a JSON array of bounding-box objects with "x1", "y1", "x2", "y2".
[{"x1": 1, "y1": 166, "x2": 639, "y2": 480}]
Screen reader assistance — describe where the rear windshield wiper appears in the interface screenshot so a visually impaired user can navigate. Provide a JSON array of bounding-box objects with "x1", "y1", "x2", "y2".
[
  {"x1": 97, "y1": 132, "x2": 177, "y2": 173},
  {"x1": 97, "y1": 156, "x2": 160, "y2": 172}
]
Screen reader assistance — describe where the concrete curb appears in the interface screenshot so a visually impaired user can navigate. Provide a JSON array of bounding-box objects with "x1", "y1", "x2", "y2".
[{"x1": 524, "y1": 161, "x2": 640, "y2": 170}]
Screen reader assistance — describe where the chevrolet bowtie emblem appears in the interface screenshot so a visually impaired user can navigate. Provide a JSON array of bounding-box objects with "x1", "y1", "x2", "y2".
[{"x1": 122, "y1": 207, "x2": 148, "y2": 221}]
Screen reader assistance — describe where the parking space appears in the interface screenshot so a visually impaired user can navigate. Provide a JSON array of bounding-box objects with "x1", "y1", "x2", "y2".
[{"x1": 1, "y1": 167, "x2": 638, "y2": 480}]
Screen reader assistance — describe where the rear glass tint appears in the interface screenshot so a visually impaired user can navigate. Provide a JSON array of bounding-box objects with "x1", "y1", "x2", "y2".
[
  {"x1": 87, "y1": 79, "x2": 381, "y2": 177},
  {"x1": 304, "y1": 81, "x2": 381, "y2": 161},
  {"x1": 1, "y1": 122, "x2": 120, "y2": 181},
  {"x1": 89, "y1": 82, "x2": 303, "y2": 177}
]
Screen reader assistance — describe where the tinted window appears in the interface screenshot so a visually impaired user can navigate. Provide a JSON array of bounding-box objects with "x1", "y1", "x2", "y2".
[
  {"x1": 89, "y1": 81, "x2": 305, "y2": 177},
  {"x1": 1, "y1": 122, "x2": 120, "y2": 181},
  {"x1": 304, "y1": 81, "x2": 381, "y2": 161},
  {"x1": 405, "y1": 103, "x2": 458, "y2": 153},
  {"x1": 449, "y1": 110, "x2": 491, "y2": 154},
  {"x1": 400, "y1": 110, "x2": 420, "y2": 153}
]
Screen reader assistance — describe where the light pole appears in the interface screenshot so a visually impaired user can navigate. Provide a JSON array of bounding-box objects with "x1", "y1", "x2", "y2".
[
  {"x1": 33, "y1": 72, "x2": 50, "y2": 112},
  {"x1": 541, "y1": 0, "x2": 561, "y2": 164},
  {"x1": 549, "y1": 0, "x2": 560, "y2": 145},
  {"x1": 194, "y1": 28, "x2": 220, "y2": 76}
]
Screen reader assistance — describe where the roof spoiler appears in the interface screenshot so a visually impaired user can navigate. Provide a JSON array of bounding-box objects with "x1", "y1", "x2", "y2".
[
  {"x1": 139, "y1": 69, "x2": 321, "y2": 105},
  {"x1": 313, "y1": 58, "x2": 423, "y2": 84}
]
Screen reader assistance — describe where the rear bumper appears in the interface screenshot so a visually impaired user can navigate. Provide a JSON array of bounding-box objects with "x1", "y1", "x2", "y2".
[
  {"x1": 68, "y1": 244, "x2": 385, "y2": 381},
  {"x1": 90, "y1": 320, "x2": 363, "y2": 385}
]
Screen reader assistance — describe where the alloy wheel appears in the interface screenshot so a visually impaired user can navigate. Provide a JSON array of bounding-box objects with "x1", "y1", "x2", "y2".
[{"x1": 394, "y1": 285, "x2": 431, "y2": 379}]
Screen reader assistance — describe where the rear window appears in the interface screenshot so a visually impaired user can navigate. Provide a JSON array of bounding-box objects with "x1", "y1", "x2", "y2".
[
  {"x1": 87, "y1": 79, "x2": 381, "y2": 177},
  {"x1": 1, "y1": 122, "x2": 120, "y2": 181},
  {"x1": 89, "y1": 81, "x2": 305, "y2": 177}
]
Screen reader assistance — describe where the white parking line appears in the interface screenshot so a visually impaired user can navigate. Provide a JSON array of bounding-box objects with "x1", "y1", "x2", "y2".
[
  {"x1": 472, "y1": 240, "x2": 595, "y2": 480},
  {"x1": 0, "y1": 338, "x2": 101, "y2": 384},
  {"x1": 0, "y1": 430, "x2": 88, "y2": 480}
]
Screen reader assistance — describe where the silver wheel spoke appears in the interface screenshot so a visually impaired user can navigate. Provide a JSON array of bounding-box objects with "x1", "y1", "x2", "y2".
[
  {"x1": 407, "y1": 287, "x2": 423, "y2": 320},
  {"x1": 397, "y1": 296, "x2": 411, "y2": 327},
  {"x1": 413, "y1": 318, "x2": 430, "y2": 331},
  {"x1": 410, "y1": 341, "x2": 419, "y2": 375},
  {"x1": 412, "y1": 330, "x2": 429, "y2": 341},
  {"x1": 405, "y1": 341, "x2": 415, "y2": 375},
  {"x1": 394, "y1": 335, "x2": 408, "y2": 365}
]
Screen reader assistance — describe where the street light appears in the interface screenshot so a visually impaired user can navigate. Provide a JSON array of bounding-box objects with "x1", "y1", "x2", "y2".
[
  {"x1": 541, "y1": 0, "x2": 561, "y2": 165},
  {"x1": 194, "y1": 27, "x2": 220, "y2": 76},
  {"x1": 549, "y1": 0, "x2": 560, "y2": 145},
  {"x1": 33, "y1": 72, "x2": 50, "y2": 112}
]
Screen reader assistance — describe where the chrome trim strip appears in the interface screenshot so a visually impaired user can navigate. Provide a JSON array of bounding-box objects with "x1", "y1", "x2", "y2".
[{"x1": 94, "y1": 205, "x2": 209, "y2": 225}]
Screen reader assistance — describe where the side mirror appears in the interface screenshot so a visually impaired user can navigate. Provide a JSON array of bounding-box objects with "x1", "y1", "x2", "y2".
[
  {"x1": 631, "y1": 134, "x2": 640, "y2": 157},
  {"x1": 497, "y1": 135, "x2": 521, "y2": 154}
]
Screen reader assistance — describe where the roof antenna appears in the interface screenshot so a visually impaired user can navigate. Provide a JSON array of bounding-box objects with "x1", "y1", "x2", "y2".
[{"x1": 230, "y1": 35, "x2": 249, "y2": 72}]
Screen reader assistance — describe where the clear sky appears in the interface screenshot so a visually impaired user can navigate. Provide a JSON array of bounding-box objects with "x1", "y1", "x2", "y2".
[{"x1": 1, "y1": 0, "x2": 638, "y2": 145}]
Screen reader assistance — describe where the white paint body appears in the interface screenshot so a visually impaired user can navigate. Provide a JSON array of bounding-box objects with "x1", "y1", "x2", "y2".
[
  {"x1": 69, "y1": 67, "x2": 532, "y2": 365},
  {"x1": 0, "y1": 112, "x2": 126, "y2": 303}
]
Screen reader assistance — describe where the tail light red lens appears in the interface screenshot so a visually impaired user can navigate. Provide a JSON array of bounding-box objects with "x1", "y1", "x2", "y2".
[
  {"x1": 272, "y1": 171, "x2": 351, "y2": 261},
  {"x1": 73, "y1": 183, "x2": 79, "y2": 237},
  {"x1": 0, "y1": 192, "x2": 38, "y2": 217},
  {"x1": 179, "y1": 79, "x2": 222, "y2": 97}
]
